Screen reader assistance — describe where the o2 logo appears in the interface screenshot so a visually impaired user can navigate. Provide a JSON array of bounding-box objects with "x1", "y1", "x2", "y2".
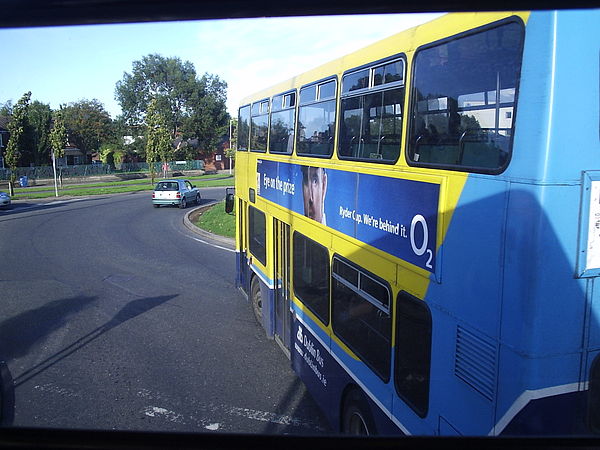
[{"x1": 410, "y1": 214, "x2": 434, "y2": 270}]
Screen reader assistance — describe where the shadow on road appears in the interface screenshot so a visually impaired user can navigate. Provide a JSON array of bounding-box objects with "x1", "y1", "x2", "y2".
[
  {"x1": 0, "y1": 295, "x2": 98, "y2": 362},
  {"x1": 0, "y1": 293, "x2": 178, "y2": 426}
]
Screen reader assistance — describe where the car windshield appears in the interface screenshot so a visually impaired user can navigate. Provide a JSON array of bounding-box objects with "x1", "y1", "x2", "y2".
[{"x1": 156, "y1": 182, "x2": 178, "y2": 191}]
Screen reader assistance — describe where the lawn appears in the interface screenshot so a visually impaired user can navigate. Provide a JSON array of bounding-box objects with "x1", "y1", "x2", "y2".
[
  {"x1": 193, "y1": 200, "x2": 235, "y2": 238},
  {"x1": 11, "y1": 174, "x2": 234, "y2": 200}
]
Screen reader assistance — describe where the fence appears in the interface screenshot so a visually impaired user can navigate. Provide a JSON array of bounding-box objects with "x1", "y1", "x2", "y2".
[{"x1": 0, "y1": 160, "x2": 205, "y2": 182}]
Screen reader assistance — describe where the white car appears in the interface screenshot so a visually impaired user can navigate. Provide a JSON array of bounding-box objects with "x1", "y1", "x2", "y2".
[
  {"x1": 152, "y1": 179, "x2": 201, "y2": 209},
  {"x1": 0, "y1": 191, "x2": 10, "y2": 209}
]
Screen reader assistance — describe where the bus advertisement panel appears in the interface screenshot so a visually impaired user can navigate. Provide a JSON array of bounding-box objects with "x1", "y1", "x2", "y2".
[{"x1": 257, "y1": 159, "x2": 439, "y2": 272}]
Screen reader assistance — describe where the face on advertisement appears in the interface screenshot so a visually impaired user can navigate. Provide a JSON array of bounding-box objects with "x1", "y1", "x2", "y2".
[{"x1": 302, "y1": 166, "x2": 327, "y2": 224}]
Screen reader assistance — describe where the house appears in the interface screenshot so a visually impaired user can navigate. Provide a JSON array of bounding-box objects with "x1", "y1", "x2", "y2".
[{"x1": 55, "y1": 143, "x2": 89, "y2": 166}]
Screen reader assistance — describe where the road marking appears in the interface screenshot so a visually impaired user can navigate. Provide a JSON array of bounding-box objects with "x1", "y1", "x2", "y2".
[
  {"x1": 34, "y1": 383, "x2": 80, "y2": 398},
  {"x1": 137, "y1": 389, "x2": 325, "y2": 431},
  {"x1": 181, "y1": 231, "x2": 235, "y2": 253},
  {"x1": 143, "y1": 406, "x2": 185, "y2": 424}
]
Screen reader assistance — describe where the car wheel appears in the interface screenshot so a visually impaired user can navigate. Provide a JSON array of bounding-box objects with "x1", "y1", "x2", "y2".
[
  {"x1": 341, "y1": 389, "x2": 375, "y2": 436},
  {"x1": 250, "y1": 275, "x2": 263, "y2": 325},
  {"x1": 153, "y1": 204, "x2": 159, "y2": 208},
  {"x1": 196, "y1": 193, "x2": 201, "y2": 204},
  {"x1": 179, "y1": 197, "x2": 187, "y2": 209}
]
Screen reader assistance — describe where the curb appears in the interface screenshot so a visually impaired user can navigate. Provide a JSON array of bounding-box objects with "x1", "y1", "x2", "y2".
[{"x1": 183, "y1": 202, "x2": 236, "y2": 250}]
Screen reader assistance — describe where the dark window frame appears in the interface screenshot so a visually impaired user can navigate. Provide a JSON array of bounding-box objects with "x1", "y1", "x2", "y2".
[
  {"x1": 338, "y1": 55, "x2": 406, "y2": 165},
  {"x1": 269, "y1": 89, "x2": 297, "y2": 155},
  {"x1": 248, "y1": 205, "x2": 267, "y2": 265},
  {"x1": 296, "y1": 76, "x2": 338, "y2": 159},
  {"x1": 331, "y1": 255, "x2": 392, "y2": 382},
  {"x1": 292, "y1": 232, "x2": 330, "y2": 325},
  {"x1": 237, "y1": 104, "x2": 251, "y2": 152},
  {"x1": 250, "y1": 98, "x2": 270, "y2": 153},
  {"x1": 394, "y1": 291, "x2": 432, "y2": 418},
  {"x1": 405, "y1": 17, "x2": 525, "y2": 175}
]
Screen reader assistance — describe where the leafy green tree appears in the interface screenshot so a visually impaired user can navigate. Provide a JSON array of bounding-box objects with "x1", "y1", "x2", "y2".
[
  {"x1": 49, "y1": 109, "x2": 67, "y2": 196},
  {"x1": 145, "y1": 98, "x2": 172, "y2": 184},
  {"x1": 116, "y1": 55, "x2": 229, "y2": 161},
  {"x1": 62, "y1": 99, "x2": 113, "y2": 159},
  {"x1": 115, "y1": 54, "x2": 198, "y2": 136},
  {"x1": 182, "y1": 74, "x2": 230, "y2": 158},
  {"x1": 50, "y1": 109, "x2": 67, "y2": 159},
  {"x1": 0, "y1": 100, "x2": 13, "y2": 117},
  {"x1": 5, "y1": 92, "x2": 31, "y2": 193},
  {"x1": 26, "y1": 101, "x2": 53, "y2": 165}
]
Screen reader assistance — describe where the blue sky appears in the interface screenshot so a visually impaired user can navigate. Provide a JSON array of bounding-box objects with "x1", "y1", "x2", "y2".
[{"x1": 0, "y1": 13, "x2": 443, "y2": 118}]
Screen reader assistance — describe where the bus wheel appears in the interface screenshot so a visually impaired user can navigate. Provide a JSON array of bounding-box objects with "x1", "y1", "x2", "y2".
[
  {"x1": 251, "y1": 276, "x2": 263, "y2": 324},
  {"x1": 342, "y1": 389, "x2": 374, "y2": 436}
]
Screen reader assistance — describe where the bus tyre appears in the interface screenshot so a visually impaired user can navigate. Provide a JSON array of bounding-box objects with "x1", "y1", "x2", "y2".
[
  {"x1": 251, "y1": 275, "x2": 263, "y2": 325},
  {"x1": 342, "y1": 389, "x2": 375, "y2": 436}
]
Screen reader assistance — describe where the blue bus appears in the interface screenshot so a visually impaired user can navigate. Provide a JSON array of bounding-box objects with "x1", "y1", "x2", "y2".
[{"x1": 233, "y1": 10, "x2": 600, "y2": 435}]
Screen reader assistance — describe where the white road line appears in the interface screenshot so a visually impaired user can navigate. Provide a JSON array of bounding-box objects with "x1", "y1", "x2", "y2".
[
  {"x1": 143, "y1": 406, "x2": 185, "y2": 424},
  {"x1": 137, "y1": 389, "x2": 324, "y2": 431},
  {"x1": 181, "y1": 231, "x2": 235, "y2": 253}
]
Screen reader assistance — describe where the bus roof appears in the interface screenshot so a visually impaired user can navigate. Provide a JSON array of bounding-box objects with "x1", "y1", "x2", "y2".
[{"x1": 238, "y1": 11, "x2": 528, "y2": 107}]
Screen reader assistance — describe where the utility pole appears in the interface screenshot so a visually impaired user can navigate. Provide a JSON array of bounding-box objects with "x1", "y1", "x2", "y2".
[{"x1": 228, "y1": 119, "x2": 233, "y2": 175}]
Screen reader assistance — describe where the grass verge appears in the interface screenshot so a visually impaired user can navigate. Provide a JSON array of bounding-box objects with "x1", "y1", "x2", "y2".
[
  {"x1": 11, "y1": 175, "x2": 234, "y2": 200},
  {"x1": 193, "y1": 200, "x2": 235, "y2": 238}
]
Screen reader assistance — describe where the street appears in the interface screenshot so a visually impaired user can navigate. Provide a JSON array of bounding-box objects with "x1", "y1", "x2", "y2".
[{"x1": 0, "y1": 188, "x2": 330, "y2": 434}]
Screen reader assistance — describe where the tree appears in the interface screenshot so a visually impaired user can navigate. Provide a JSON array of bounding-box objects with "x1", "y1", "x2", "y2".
[
  {"x1": 182, "y1": 73, "x2": 230, "y2": 157},
  {"x1": 49, "y1": 108, "x2": 67, "y2": 196},
  {"x1": 61, "y1": 99, "x2": 113, "y2": 159},
  {"x1": 5, "y1": 92, "x2": 31, "y2": 194},
  {"x1": 0, "y1": 100, "x2": 13, "y2": 117},
  {"x1": 26, "y1": 101, "x2": 53, "y2": 165},
  {"x1": 115, "y1": 54, "x2": 198, "y2": 137},
  {"x1": 145, "y1": 98, "x2": 172, "y2": 184},
  {"x1": 50, "y1": 109, "x2": 67, "y2": 160}
]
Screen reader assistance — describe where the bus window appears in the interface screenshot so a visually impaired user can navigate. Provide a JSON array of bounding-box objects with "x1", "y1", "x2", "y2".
[
  {"x1": 296, "y1": 79, "x2": 337, "y2": 157},
  {"x1": 339, "y1": 57, "x2": 405, "y2": 163},
  {"x1": 394, "y1": 291, "x2": 432, "y2": 418},
  {"x1": 332, "y1": 256, "x2": 391, "y2": 381},
  {"x1": 407, "y1": 20, "x2": 524, "y2": 173},
  {"x1": 293, "y1": 232, "x2": 330, "y2": 324},
  {"x1": 238, "y1": 105, "x2": 250, "y2": 151},
  {"x1": 270, "y1": 91, "x2": 296, "y2": 154},
  {"x1": 249, "y1": 206, "x2": 267, "y2": 265},
  {"x1": 250, "y1": 99, "x2": 269, "y2": 152}
]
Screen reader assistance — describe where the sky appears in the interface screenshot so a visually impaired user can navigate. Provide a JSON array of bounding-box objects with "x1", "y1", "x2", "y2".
[{"x1": 0, "y1": 13, "x2": 444, "y2": 119}]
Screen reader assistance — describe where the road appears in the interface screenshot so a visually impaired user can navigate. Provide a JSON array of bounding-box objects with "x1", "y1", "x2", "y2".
[{"x1": 0, "y1": 189, "x2": 330, "y2": 434}]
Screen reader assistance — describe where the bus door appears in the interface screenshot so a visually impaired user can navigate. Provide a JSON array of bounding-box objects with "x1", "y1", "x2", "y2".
[
  {"x1": 238, "y1": 198, "x2": 250, "y2": 292},
  {"x1": 273, "y1": 218, "x2": 291, "y2": 356}
]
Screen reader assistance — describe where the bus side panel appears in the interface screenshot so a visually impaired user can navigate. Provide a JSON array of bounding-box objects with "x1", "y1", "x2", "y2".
[
  {"x1": 291, "y1": 307, "x2": 335, "y2": 428},
  {"x1": 291, "y1": 306, "x2": 400, "y2": 434},
  {"x1": 422, "y1": 177, "x2": 508, "y2": 434},
  {"x1": 496, "y1": 184, "x2": 587, "y2": 434}
]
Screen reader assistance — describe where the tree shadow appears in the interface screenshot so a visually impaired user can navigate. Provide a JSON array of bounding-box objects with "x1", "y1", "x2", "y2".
[
  {"x1": 0, "y1": 295, "x2": 98, "y2": 362},
  {"x1": 11, "y1": 294, "x2": 178, "y2": 388}
]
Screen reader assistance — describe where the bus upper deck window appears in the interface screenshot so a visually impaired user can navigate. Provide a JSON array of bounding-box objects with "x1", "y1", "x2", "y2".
[{"x1": 407, "y1": 20, "x2": 525, "y2": 174}]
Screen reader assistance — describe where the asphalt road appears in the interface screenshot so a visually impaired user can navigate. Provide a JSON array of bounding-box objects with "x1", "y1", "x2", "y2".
[{"x1": 0, "y1": 189, "x2": 330, "y2": 435}]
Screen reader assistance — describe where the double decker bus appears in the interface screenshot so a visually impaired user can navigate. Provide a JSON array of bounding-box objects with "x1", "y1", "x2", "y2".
[{"x1": 231, "y1": 10, "x2": 600, "y2": 436}]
